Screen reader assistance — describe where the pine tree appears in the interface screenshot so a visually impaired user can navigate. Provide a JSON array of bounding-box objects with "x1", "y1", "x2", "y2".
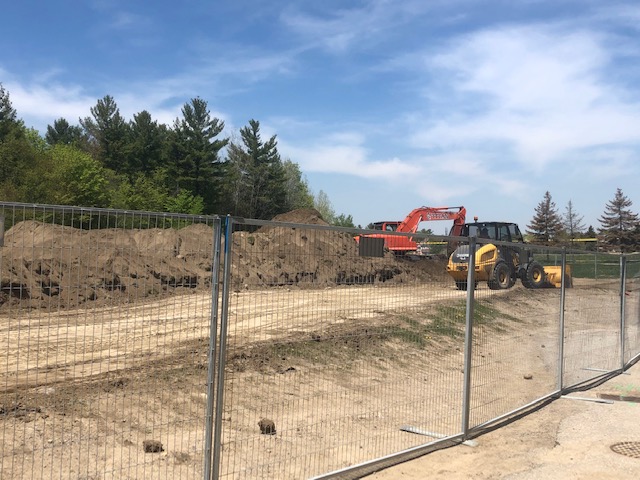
[
  {"x1": 526, "y1": 191, "x2": 563, "y2": 245},
  {"x1": 80, "y1": 95, "x2": 130, "y2": 171},
  {"x1": 45, "y1": 118, "x2": 86, "y2": 147},
  {"x1": 223, "y1": 119, "x2": 287, "y2": 219},
  {"x1": 564, "y1": 200, "x2": 585, "y2": 243},
  {"x1": 168, "y1": 98, "x2": 228, "y2": 213},
  {"x1": 598, "y1": 188, "x2": 639, "y2": 252}
]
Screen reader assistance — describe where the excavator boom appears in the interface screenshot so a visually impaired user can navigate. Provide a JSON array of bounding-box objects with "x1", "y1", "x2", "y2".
[{"x1": 357, "y1": 206, "x2": 466, "y2": 255}]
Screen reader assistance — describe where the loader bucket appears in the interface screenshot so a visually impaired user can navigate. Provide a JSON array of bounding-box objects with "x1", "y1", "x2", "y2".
[{"x1": 542, "y1": 265, "x2": 572, "y2": 288}]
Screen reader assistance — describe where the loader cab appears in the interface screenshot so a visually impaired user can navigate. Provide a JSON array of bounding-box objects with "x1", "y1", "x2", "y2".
[{"x1": 462, "y1": 222, "x2": 524, "y2": 243}]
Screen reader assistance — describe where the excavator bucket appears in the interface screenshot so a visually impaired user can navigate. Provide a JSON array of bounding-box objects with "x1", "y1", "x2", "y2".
[{"x1": 542, "y1": 265, "x2": 572, "y2": 288}]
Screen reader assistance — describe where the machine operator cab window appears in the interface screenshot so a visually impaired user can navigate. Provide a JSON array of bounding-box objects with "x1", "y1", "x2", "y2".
[
  {"x1": 465, "y1": 222, "x2": 524, "y2": 243},
  {"x1": 467, "y1": 223, "x2": 494, "y2": 240}
]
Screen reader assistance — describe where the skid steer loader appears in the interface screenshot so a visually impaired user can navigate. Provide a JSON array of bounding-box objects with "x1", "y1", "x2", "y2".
[{"x1": 446, "y1": 221, "x2": 571, "y2": 291}]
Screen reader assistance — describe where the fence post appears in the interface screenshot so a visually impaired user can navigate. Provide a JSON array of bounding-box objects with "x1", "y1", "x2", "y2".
[
  {"x1": 0, "y1": 215, "x2": 4, "y2": 247},
  {"x1": 203, "y1": 217, "x2": 223, "y2": 480},
  {"x1": 620, "y1": 255, "x2": 627, "y2": 371},
  {"x1": 211, "y1": 216, "x2": 234, "y2": 480},
  {"x1": 557, "y1": 247, "x2": 567, "y2": 391},
  {"x1": 461, "y1": 236, "x2": 477, "y2": 438}
]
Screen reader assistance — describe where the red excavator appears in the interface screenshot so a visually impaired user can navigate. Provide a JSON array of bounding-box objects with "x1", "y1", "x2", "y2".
[{"x1": 357, "y1": 206, "x2": 466, "y2": 255}]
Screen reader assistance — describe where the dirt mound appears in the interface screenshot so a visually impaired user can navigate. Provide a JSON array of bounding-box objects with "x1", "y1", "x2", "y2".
[
  {"x1": 268, "y1": 208, "x2": 329, "y2": 225},
  {"x1": 1, "y1": 215, "x2": 447, "y2": 310}
]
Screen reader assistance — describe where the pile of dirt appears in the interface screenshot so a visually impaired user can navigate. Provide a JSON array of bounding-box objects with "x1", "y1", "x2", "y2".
[{"x1": 0, "y1": 209, "x2": 446, "y2": 310}]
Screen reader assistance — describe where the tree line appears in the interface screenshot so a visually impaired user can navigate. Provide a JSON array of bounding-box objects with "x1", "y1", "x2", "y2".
[
  {"x1": 527, "y1": 190, "x2": 640, "y2": 252},
  {"x1": 0, "y1": 83, "x2": 354, "y2": 223}
]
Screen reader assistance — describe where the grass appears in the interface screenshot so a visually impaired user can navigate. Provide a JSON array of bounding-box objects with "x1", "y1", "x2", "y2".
[
  {"x1": 540, "y1": 252, "x2": 622, "y2": 279},
  {"x1": 227, "y1": 299, "x2": 524, "y2": 373}
]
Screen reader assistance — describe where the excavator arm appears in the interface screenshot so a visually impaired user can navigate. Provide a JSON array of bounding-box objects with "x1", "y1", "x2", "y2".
[
  {"x1": 357, "y1": 206, "x2": 466, "y2": 256},
  {"x1": 396, "y1": 206, "x2": 467, "y2": 235}
]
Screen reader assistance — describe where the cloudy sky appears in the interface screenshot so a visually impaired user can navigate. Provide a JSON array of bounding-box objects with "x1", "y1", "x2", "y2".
[{"x1": 3, "y1": 0, "x2": 640, "y2": 231}]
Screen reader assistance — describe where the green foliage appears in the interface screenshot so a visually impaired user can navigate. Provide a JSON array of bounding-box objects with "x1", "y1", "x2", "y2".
[
  {"x1": 526, "y1": 191, "x2": 563, "y2": 245},
  {"x1": 282, "y1": 159, "x2": 314, "y2": 210},
  {"x1": 168, "y1": 98, "x2": 228, "y2": 213},
  {"x1": 80, "y1": 95, "x2": 129, "y2": 171},
  {"x1": 598, "y1": 188, "x2": 639, "y2": 253},
  {"x1": 110, "y1": 170, "x2": 169, "y2": 212},
  {"x1": 126, "y1": 111, "x2": 167, "y2": 176},
  {"x1": 222, "y1": 119, "x2": 288, "y2": 219},
  {"x1": 45, "y1": 118, "x2": 86, "y2": 147},
  {"x1": 0, "y1": 84, "x2": 358, "y2": 227},
  {"x1": 48, "y1": 144, "x2": 111, "y2": 207},
  {"x1": 333, "y1": 213, "x2": 355, "y2": 228},
  {"x1": 165, "y1": 190, "x2": 205, "y2": 215},
  {"x1": 314, "y1": 190, "x2": 335, "y2": 223}
]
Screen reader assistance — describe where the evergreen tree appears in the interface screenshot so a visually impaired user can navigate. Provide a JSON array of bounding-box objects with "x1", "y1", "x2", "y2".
[
  {"x1": 526, "y1": 191, "x2": 563, "y2": 245},
  {"x1": 45, "y1": 118, "x2": 86, "y2": 147},
  {"x1": 598, "y1": 188, "x2": 639, "y2": 252},
  {"x1": 168, "y1": 98, "x2": 228, "y2": 213},
  {"x1": 0, "y1": 83, "x2": 25, "y2": 140},
  {"x1": 80, "y1": 95, "x2": 130, "y2": 171},
  {"x1": 126, "y1": 111, "x2": 167, "y2": 177},
  {"x1": 223, "y1": 119, "x2": 287, "y2": 219},
  {"x1": 564, "y1": 200, "x2": 585, "y2": 243}
]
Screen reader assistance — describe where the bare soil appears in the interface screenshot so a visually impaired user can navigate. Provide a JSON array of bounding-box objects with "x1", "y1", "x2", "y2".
[{"x1": 0, "y1": 209, "x2": 630, "y2": 479}]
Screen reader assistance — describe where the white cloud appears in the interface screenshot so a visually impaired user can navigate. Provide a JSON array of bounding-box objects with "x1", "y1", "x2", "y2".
[
  {"x1": 280, "y1": 0, "x2": 435, "y2": 53},
  {"x1": 409, "y1": 25, "x2": 640, "y2": 171},
  {"x1": 280, "y1": 133, "x2": 419, "y2": 180}
]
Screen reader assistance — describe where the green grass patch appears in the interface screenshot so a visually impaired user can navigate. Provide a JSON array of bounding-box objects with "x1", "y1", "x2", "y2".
[{"x1": 226, "y1": 299, "x2": 529, "y2": 372}]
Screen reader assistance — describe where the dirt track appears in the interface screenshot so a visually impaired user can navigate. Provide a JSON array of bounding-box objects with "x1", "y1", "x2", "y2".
[
  {"x1": 0, "y1": 210, "x2": 634, "y2": 479},
  {"x1": 1, "y1": 280, "x2": 612, "y2": 479}
]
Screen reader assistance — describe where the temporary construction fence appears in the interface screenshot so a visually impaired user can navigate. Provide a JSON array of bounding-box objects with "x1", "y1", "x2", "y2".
[{"x1": 0, "y1": 202, "x2": 639, "y2": 480}]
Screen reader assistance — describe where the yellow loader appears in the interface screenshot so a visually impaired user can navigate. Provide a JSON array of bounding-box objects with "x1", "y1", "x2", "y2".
[{"x1": 446, "y1": 221, "x2": 571, "y2": 290}]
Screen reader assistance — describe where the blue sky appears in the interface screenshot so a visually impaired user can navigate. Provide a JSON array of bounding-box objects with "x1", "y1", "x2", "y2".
[{"x1": 3, "y1": 0, "x2": 640, "y2": 232}]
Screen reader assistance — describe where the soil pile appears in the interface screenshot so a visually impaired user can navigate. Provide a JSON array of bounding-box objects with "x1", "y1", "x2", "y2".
[{"x1": 0, "y1": 209, "x2": 446, "y2": 310}]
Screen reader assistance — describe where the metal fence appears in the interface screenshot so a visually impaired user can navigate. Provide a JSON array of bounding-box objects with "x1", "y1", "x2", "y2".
[{"x1": 1, "y1": 202, "x2": 639, "y2": 480}]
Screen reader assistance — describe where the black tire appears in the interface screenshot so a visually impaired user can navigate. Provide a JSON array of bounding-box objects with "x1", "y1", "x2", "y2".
[
  {"x1": 564, "y1": 273, "x2": 573, "y2": 288},
  {"x1": 522, "y1": 261, "x2": 546, "y2": 289},
  {"x1": 455, "y1": 280, "x2": 467, "y2": 290},
  {"x1": 488, "y1": 261, "x2": 514, "y2": 290},
  {"x1": 455, "y1": 280, "x2": 477, "y2": 291}
]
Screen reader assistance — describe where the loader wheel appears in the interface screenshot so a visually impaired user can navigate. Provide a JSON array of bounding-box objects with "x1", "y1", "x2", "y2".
[
  {"x1": 455, "y1": 280, "x2": 477, "y2": 291},
  {"x1": 522, "y1": 261, "x2": 546, "y2": 289},
  {"x1": 488, "y1": 261, "x2": 514, "y2": 290}
]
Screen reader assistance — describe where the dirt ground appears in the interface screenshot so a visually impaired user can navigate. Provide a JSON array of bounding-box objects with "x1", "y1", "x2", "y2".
[
  {"x1": 366, "y1": 360, "x2": 640, "y2": 480},
  {"x1": 0, "y1": 210, "x2": 636, "y2": 479}
]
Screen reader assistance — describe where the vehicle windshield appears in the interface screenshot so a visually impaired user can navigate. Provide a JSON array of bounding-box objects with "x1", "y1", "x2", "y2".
[{"x1": 466, "y1": 224, "x2": 495, "y2": 240}]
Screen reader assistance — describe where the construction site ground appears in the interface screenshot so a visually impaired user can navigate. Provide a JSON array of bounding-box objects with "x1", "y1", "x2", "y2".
[
  {"x1": 0, "y1": 209, "x2": 638, "y2": 478},
  {"x1": 367, "y1": 360, "x2": 640, "y2": 480}
]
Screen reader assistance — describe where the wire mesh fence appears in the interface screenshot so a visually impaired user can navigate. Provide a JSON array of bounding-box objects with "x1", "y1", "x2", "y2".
[
  {"x1": 467, "y1": 243, "x2": 562, "y2": 429},
  {"x1": 1, "y1": 202, "x2": 638, "y2": 480},
  {"x1": 211, "y1": 219, "x2": 466, "y2": 479},
  {"x1": 0, "y1": 203, "x2": 219, "y2": 480},
  {"x1": 562, "y1": 251, "x2": 624, "y2": 387}
]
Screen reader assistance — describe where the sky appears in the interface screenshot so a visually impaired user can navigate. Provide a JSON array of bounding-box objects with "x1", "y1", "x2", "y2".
[{"x1": 2, "y1": 0, "x2": 640, "y2": 233}]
